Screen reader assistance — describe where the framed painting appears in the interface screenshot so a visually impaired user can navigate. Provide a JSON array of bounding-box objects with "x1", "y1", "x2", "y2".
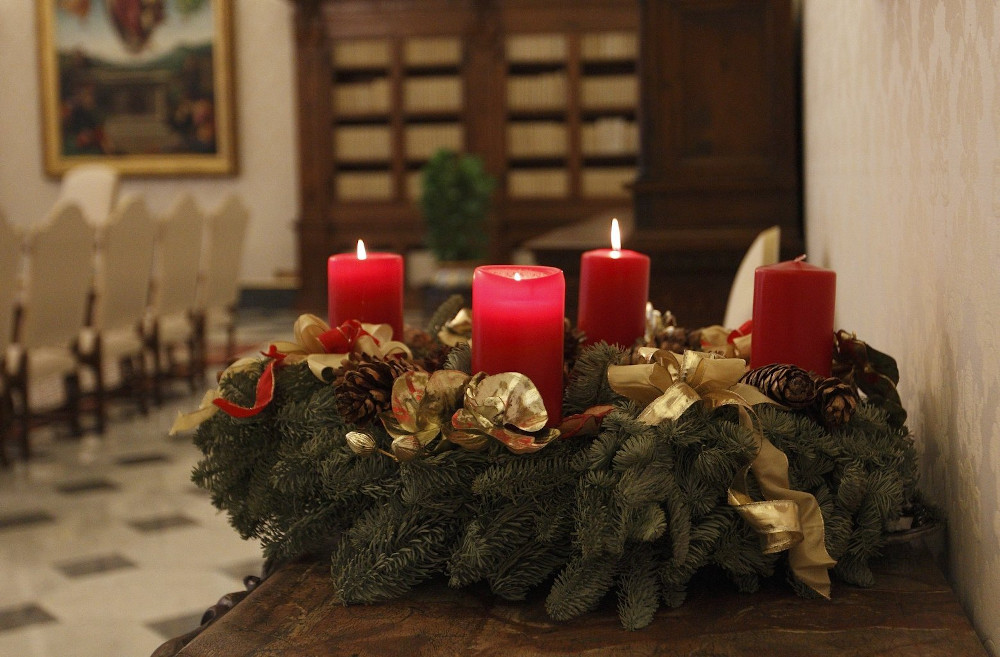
[{"x1": 37, "y1": 0, "x2": 236, "y2": 176}]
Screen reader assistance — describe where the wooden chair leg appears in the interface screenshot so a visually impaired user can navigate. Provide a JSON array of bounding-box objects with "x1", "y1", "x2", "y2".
[
  {"x1": 64, "y1": 372, "x2": 82, "y2": 437},
  {"x1": 9, "y1": 352, "x2": 30, "y2": 461},
  {"x1": 122, "y1": 354, "x2": 149, "y2": 415},
  {"x1": 192, "y1": 311, "x2": 207, "y2": 385},
  {"x1": 148, "y1": 328, "x2": 164, "y2": 406},
  {"x1": 88, "y1": 344, "x2": 106, "y2": 435},
  {"x1": 14, "y1": 377, "x2": 30, "y2": 461},
  {"x1": 0, "y1": 387, "x2": 9, "y2": 468}
]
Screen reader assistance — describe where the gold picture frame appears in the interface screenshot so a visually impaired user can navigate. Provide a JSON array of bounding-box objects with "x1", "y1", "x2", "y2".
[{"x1": 37, "y1": 0, "x2": 236, "y2": 176}]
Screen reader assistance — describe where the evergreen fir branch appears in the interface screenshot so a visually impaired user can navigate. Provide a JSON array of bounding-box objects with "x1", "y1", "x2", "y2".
[
  {"x1": 615, "y1": 464, "x2": 673, "y2": 509},
  {"x1": 710, "y1": 510, "x2": 776, "y2": 590},
  {"x1": 835, "y1": 461, "x2": 869, "y2": 513},
  {"x1": 625, "y1": 503, "x2": 667, "y2": 543},
  {"x1": 616, "y1": 545, "x2": 662, "y2": 630},
  {"x1": 832, "y1": 553, "x2": 875, "y2": 588},
  {"x1": 611, "y1": 423, "x2": 660, "y2": 472},
  {"x1": 489, "y1": 541, "x2": 571, "y2": 601},
  {"x1": 449, "y1": 498, "x2": 554, "y2": 589},
  {"x1": 471, "y1": 441, "x2": 583, "y2": 502},
  {"x1": 657, "y1": 459, "x2": 691, "y2": 571},
  {"x1": 443, "y1": 342, "x2": 472, "y2": 373},
  {"x1": 545, "y1": 553, "x2": 618, "y2": 621},
  {"x1": 332, "y1": 500, "x2": 459, "y2": 603},
  {"x1": 400, "y1": 448, "x2": 490, "y2": 507},
  {"x1": 564, "y1": 343, "x2": 625, "y2": 414},
  {"x1": 575, "y1": 470, "x2": 624, "y2": 558},
  {"x1": 425, "y1": 293, "x2": 467, "y2": 335}
]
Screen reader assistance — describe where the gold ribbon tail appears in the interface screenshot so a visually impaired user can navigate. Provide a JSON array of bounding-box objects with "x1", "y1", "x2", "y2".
[{"x1": 729, "y1": 436, "x2": 837, "y2": 599}]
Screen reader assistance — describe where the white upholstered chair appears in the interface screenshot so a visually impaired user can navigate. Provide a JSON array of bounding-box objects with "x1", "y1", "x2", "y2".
[
  {"x1": 55, "y1": 164, "x2": 120, "y2": 226},
  {"x1": 79, "y1": 194, "x2": 156, "y2": 430},
  {"x1": 196, "y1": 194, "x2": 249, "y2": 366},
  {"x1": 146, "y1": 194, "x2": 205, "y2": 402},
  {"x1": 5, "y1": 203, "x2": 96, "y2": 459},
  {"x1": 723, "y1": 225, "x2": 781, "y2": 329}
]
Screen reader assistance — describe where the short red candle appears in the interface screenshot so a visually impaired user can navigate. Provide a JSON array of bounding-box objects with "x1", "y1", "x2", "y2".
[
  {"x1": 750, "y1": 258, "x2": 836, "y2": 376},
  {"x1": 578, "y1": 220, "x2": 650, "y2": 347},
  {"x1": 472, "y1": 265, "x2": 565, "y2": 425},
  {"x1": 327, "y1": 240, "x2": 404, "y2": 339}
]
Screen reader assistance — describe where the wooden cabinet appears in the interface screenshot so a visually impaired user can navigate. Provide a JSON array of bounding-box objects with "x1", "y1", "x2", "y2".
[
  {"x1": 632, "y1": 0, "x2": 802, "y2": 326},
  {"x1": 292, "y1": 0, "x2": 639, "y2": 312},
  {"x1": 292, "y1": 0, "x2": 801, "y2": 327}
]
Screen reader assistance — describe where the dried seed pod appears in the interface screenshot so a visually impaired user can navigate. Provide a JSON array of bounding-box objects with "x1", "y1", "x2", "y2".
[{"x1": 345, "y1": 431, "x2": 377, "y2": 457}]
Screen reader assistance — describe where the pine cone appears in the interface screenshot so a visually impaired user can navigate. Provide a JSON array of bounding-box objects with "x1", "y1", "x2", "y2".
[
  {"x1": 334, "y1": 354, "x2": 419, "y2": 425},
  {"x1": 653, "y1": 325, "x2": 690, "y2": 353},
  {"x1": 403, "y1": 327, "x2": 450, "y2": 372},
  {"x1": 740, "y1": 363, "x2": 817, "y2": 408},
  {"x1": 813, "y1": 375, "x2": 859, "y2": 427}
]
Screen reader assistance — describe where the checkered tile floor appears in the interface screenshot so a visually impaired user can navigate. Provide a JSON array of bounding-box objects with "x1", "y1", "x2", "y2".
[{"x1": 0, "y1": 311, "x2": 298, "y2": 657}]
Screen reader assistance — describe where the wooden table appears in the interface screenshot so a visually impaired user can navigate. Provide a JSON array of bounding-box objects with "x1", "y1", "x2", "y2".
[{"x1": 158, "y1": 543, "x2": 987, "y2": 657}]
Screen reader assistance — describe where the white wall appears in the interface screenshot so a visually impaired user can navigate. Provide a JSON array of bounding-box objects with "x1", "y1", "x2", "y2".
[
  {"x1": 0, "y1": 0, "x2": 298, "y2": 286},
  {"x1": 803, "y1": 1, "x2": 1000, "y2": 653}
]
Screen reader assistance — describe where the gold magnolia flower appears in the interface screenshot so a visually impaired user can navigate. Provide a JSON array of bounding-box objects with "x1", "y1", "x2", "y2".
[
  {"x1": 449, "y1": 372, "x2": 560, "y2": 454},
  {"x1": 380, "y1": 370, "x2": 470, "y2": 461}
]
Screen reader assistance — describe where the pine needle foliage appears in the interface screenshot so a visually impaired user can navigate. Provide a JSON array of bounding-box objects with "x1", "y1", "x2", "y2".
[{"x1": 190, "y1": 340, "x2": 926, "y2": 631}]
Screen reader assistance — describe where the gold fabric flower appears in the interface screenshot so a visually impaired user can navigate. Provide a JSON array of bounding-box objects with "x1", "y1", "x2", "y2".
[
  {"x1": 449, "y1": 372, "x2": 559, "y2": 454},
  {"x1": 380, "y1": 370, "x2": 470, "y2": 461}
]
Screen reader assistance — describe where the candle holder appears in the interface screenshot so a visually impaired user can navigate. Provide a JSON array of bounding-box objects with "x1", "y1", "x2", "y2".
[{"x1": 174, "y1": 297, "x2": 933, "y2": 631}]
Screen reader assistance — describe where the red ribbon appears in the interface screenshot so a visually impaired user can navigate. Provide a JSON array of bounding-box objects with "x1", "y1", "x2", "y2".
[{"x1": 212, "y1": 320, "x2": 372, "y2": 419}]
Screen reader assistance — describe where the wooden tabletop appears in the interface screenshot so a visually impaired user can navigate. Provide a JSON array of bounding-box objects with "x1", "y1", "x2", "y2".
[{"x1": 165, "y1": 542, "x2": 986, "y2": 657}]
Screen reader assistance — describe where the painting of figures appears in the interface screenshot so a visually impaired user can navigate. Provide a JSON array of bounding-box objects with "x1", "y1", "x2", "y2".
[{"x1": 38, "y1": 0, "x2": 236, "y2": 175}]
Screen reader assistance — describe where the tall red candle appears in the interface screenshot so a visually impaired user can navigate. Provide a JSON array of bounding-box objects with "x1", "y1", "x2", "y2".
[
  {"x1": 578, "y1": 218, "x2": 650, "y2": 347},
  {"x1": 472, "y1": 265, "x2": 565, "y2": 425},
  {"x1": 750, "y1": 257, "x2": 836, "y2": 376},
  {"x1": 328, "y1": 240, "x2": 404, "y2": 339}
]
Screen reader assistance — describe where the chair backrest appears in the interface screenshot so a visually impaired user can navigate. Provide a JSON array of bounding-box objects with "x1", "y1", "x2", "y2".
[
  {"x1": 198, "y1": 194, "x2": 249, "y2": 312},
  {"x1": 93, "y1": 194, "x2": 156, "y2": 332},
  {"x1": 0, "y1": 210, "x2": 23, "y2": 353},
  {"x1": 55, "y1": 164, "x2": 120, "y2": 226},
  {"x1": 20, "y1": 203, "x2": 95, "y2": 349},
  {"x1": 151, "y1": 194, "x2": 204, "y2": 318},
  {"x1": 723, "y1": 225, "x2": 781, "y2": 329}
]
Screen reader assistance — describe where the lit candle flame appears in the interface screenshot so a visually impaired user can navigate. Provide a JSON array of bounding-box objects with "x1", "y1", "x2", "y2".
[
  {"x1": 514, "y1": 272, "x2": 522, "y2": 281},
  {"x1": 357, "y1": 239, "x2": 367, "y2": 260},
  {"x1": 610, "y1": 218, "x2": 622, "y2": 258}
]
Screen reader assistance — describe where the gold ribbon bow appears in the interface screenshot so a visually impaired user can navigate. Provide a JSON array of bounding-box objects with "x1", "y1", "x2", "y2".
[
  {"x1": 608, "y1": 348, "x2": 836, "y2": 598},
  {"x1": 169, "y1": 314, "x2": 411, "y2": 434},
  {"x1": 272, "y1": 314, "x2": 411, "y2": 382},
  {"x1": 437, "y1": 308, "x2": 473, "y2": 347}
]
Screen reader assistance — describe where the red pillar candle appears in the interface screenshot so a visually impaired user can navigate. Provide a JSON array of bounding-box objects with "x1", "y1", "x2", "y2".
[
  {"x1": 472, "y1": 265, "x2": 565, "y2": 425},
  {"x1": 577, "y1": 218, "x2": 650, "y2": 347},
  {"x1": 750, "y1": 257, "x2": 836, "y2": 376},
  {"x1": 328, "y1": 240, "x2": 404, "y2": 339}
]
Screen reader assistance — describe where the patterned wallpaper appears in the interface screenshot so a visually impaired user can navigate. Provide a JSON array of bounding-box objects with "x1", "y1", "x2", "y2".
[{"x1": 803, "y1": 1, "x2": 1000, "y2": 652}]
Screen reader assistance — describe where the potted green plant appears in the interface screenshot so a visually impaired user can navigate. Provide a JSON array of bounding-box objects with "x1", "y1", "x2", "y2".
[{"x1": 419, "y1": 148, "x2": 496, "y2": 266}]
